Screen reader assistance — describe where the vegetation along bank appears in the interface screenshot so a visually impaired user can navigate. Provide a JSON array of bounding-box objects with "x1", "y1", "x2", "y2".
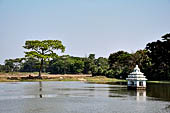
[{"x1": 0, "y1": 33, "x2": 170, "y2": 81}]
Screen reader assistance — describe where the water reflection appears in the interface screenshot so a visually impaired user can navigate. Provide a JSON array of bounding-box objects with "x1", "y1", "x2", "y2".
[
  {"x1": 109, "y1": 82, "x2": 170, "y2": 101},
  {"x1": 147, "y1": 83, "x2": 170, "y2": 101},
  {"x1": 136, "y1": 90, "x2": 146, "y2": 101},
  {"x1": 34, "y1": 81, "x2": 170, "y2": 101},
  {"x1": 39, "y1": 81, "x2": 42, "y2": 98},
  {"x1": 108, "y1": 83, "x2": 147, "y2": 102}
]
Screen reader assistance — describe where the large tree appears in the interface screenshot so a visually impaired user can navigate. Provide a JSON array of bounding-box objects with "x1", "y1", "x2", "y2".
[
  {"x1": 108, "y1": 51, "x2": 133, "y2": 78},
  {"x1": 23, "y1": 40, "x2": 65, "y2": 78},
  {"x1": 146, "y1": 33, "x2": 170, "y2": 80}
]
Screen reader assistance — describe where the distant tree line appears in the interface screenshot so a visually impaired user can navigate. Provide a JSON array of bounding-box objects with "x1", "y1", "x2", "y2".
[{"x1": 0, "y1": 33, "x2": 170, "y2": 81}]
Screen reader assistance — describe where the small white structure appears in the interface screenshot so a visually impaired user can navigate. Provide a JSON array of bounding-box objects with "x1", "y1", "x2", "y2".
[{"x1": 126, "y1": 65, "x2": 147, "y2": 90}]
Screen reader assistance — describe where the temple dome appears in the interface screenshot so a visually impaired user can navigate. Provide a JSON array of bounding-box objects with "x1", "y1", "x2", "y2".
[
  {"x1": 130, "y1": 65, "x2": 144, "y2": 75},
  {"x1": 127, "y1": 65, "x2": 147, "y2": 79},
  {"x1": 134, "y1": 65, "x2": 140, "y2": 72}
]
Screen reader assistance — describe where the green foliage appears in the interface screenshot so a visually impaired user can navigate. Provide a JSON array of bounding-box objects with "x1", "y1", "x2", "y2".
[
  {"x1": 107, "y1": 50, "x2": 151, "y2": 79},
  {"x1": 23, "y1": 40, "x2": 65, "y2": 59},
  {"x1": 20, "y1": 57, "x2": 40, "y2": 72},
  {"x1": 132, "y1": 50, "x2": 151, "y2": 79},
  {"x1": 0, "y1": 64, "x2": 5, "y2": 72},
  {"x1": 47, "y1": 54, "x2": 109, "y2": 76},
  {"x1": 23, "y1": 40, "x2": 65, "y2": 77},
  {"x1": 83, "y1": 54, "x2": 96, "y2": 74},
  {"x1": 162, "y1": 33, "x2": 170, "y2": 40},
  {"x1": 4, "y1": 58, "x2": 24, "y2": 72},
  {"x1": 82, "y1": 54, "x2": 109, "y2": 76},
  {"x1": 146, "y1": 33, "x2": 170, "y2": 80},
  {"x1": 4, "y1": 59, "x2": 14, "y2": 72},
  {"x1": 92, "y1": 57, "x2": 109, "y2": 76},
  {"x1": 108, "y1": 51, "x2": 133, "y2": 79},
  {"x1": 48, "y1": 55, "x2": 84, "y2": 74}
]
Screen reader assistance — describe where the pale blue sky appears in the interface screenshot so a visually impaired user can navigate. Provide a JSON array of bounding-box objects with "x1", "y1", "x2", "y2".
[{"x1": 0, "y1": 0, "x2": 170, "y2": 64}]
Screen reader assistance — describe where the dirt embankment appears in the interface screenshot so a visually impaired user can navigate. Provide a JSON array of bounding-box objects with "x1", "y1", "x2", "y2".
[{"x1": 0, "y1": 73, "x2": 92, "y2": 80}]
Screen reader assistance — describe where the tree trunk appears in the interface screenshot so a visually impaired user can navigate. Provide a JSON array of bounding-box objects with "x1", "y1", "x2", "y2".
[{"x1": 38, "y1": 58, "x2": 44, "y2": 79}]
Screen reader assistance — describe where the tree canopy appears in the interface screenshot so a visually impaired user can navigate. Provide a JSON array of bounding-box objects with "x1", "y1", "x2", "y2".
[
  {"x1": 23, "y1": 40, "x2": 65, "y2": 77},
  {"x1": 146, "y1": 33, "x2": 170, "y2": 80}
]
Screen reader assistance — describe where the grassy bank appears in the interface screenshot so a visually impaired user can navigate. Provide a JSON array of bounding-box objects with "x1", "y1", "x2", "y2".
[{"x1": 147, "y1": 81, "x2": 170, "y2": 84}]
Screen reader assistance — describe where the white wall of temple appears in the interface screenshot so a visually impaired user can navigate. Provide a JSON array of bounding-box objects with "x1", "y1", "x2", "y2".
[
  {"x1": 128, "y1": 81, "x2": 132, "y2": 86},
  {"x1": 143, "y1": 81, "x2": 146, "y2": 87},
  {"x1": 136, "y1": 81, "x2": 139, "y2": 87}
]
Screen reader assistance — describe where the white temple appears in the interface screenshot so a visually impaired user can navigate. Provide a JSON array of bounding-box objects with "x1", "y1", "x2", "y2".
[{"x1": 126, "y1": 65, "x2": 147, "y2": 90}]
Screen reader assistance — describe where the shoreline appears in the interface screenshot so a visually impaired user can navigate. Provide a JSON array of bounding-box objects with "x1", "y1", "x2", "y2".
[
  {"x1": 0, "y1": 73, "x2": 125, "y2": 83},
  {"x1": 0, "y1": 73, "x2": 170, "y2": 84}
]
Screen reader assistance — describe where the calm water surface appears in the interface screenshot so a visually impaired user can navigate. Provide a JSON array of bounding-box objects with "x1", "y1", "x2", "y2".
[{"x1": 0, "y1": 81, "x2": 170, "y2": 113}]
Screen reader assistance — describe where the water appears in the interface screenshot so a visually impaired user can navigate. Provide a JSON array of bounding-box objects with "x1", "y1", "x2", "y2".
[{"x1": 0, "y1": 81, "x2": 170, "y2": 113}]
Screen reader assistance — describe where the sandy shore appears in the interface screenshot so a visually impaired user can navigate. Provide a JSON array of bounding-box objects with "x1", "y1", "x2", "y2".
[
  {"x1": 0, "y1": 73, "x2": 92, "y2": 79},
  {"x1": 0, "y1": 73, "x2": 128, "y2": 83}
]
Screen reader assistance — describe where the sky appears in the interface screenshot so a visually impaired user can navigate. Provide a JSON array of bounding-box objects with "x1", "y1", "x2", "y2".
[{"x1": 0, "y1": 0, "x2": 170, "y2": 64}]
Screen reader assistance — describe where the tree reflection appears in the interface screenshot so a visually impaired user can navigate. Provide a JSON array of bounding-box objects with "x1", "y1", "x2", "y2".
[{"x1": 39, "y1": 81, "x2": 43, "y2": 98}]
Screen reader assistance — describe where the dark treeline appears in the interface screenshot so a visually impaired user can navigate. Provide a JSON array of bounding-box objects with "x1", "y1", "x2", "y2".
[{"x1": 0, "y1": 33, "x2": 170, "y2": 81}]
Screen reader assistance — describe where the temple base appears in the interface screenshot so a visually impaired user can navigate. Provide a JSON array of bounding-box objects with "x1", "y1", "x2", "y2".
[{"x1": 127, "y1": 86, "x2": 146, "y2": 90}]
